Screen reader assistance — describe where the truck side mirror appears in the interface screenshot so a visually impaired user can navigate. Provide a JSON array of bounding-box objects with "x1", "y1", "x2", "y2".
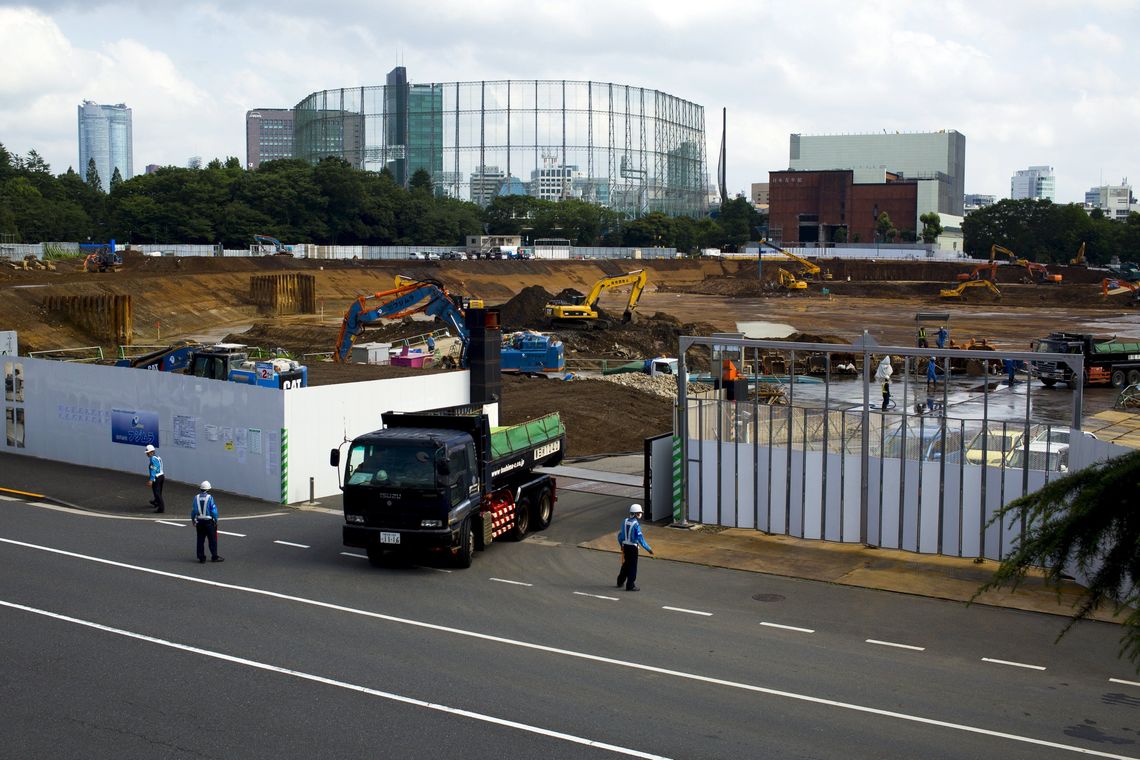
[
  {"x1": 437, "y1": 459, "x2": 451, "y2": 475},
  {"x1": 330, "y1": 448, "x2": 340, "y2": 467}
]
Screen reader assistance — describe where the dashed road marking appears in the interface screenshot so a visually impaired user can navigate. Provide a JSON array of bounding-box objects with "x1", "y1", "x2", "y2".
[
  {"x1": 0, "y1": 495, "x2": 22, "y2": 501},
  {"x1": 1, "y1": 599, "x2": 671, "y2": 760},
  {"x1": 982, "y1": 657, "x2": 1045, "y2": 671},
  {"x1": 490, "y1": 577, "x2": 533, "y2": 587},
  {"x1": 156, "y1": 520, "x2": 185, "y2": 528},
  {"x1": 274, "y1": 540, "x2": 310, "y2": 549},
  {"x1": 662, "y1": 606, "x2": 713, "y2": 617},
  {"x1": 761, "y1": 622, "x2": 815, "y2": 634},
  {"x1": 867, "y1": 639, "x2": 925, "y2": 652},
  {"x1": 574, "y1": 591, "x2": 619, "y2": 601},
  {"x1": 413, "y1": 566, "x2": 453, "y2": 573},
  {"x1": 1109, "y1": 678, "x2": 1140, "y2": 687},
  {"x1": 340, "y1": 552, "x2": 368, "y2": 559},
  {"x1": 217, "y1": 530, "x2": 246, "y2": 538}
]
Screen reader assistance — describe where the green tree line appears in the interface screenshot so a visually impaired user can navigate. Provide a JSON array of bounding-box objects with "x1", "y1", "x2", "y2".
[
  {"x1": 0, "y1": 143, "x2": 769, "y2": 251},
  {"x1": 962, "y1": 198, "x2": 1140, "y2": 265}
]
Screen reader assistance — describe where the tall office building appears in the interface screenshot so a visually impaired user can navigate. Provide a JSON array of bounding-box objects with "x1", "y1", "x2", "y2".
[
  {"x1": 789, "y1": 130, "x2": 966, "y2": 216},
  {"x1": 245, "y1": 108, "x2": 294, "y2": 169},
  {"x1": 382, "y1": 67, "x2": 444, "y2": 188},
  {"x1": 78, "y1": 100, "x2": 133, "y2": 192},
  {"x1": 1084, "y1": 181, "x2": 1133, "y2": 221},
  {"x1": 1010, "y1": 166, "x2": 1056, "y2": 202}
]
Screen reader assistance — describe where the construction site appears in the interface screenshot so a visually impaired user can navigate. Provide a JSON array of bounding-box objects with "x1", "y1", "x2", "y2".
[{"x1": 3, "y1": 249, "x2": 1139, "y2": 457}]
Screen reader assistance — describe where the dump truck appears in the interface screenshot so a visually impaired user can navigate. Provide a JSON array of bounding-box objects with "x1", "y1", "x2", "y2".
[
  {"x1": 331, "y1": 404, "x2": 565, "y2": 568},
  {"x1": 1032, "y1": 332, "x2": 1140, "y2": 388}
]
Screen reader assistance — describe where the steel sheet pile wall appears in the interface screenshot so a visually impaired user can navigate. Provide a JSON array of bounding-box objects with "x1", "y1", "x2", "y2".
[
  {"x1": 249, "y1": 273, "x2": 316, "y2": 314},
  {"x1": 41, "y1": 294, "x2": 132, "y2": 342}
]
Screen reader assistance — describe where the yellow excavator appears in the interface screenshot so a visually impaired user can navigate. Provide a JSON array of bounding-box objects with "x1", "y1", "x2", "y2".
[
  {"x1": 1070, "y1": 242, "x2": 1088, "y2": 267},
  {"x1": 544, "y1": 270, "x2": 649, "y2": 325},
  {"x1": 759, "y1": 240, "x2": 828, "y2": 288},
  {"x1": 940, "y1": 279, "x2": 1002, "y2": 300}
]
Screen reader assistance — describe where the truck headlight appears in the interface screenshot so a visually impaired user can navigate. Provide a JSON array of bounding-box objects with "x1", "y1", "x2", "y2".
[
  {"x1": 421, "y1": 519, "x2": 443, "y2": 528},
  {"x1": 346, "y1": 514, "x2": 365, "y2": 524}
]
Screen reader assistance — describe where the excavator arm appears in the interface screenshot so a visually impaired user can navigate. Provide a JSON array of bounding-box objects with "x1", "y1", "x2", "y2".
[
  {"x1": 335, "y1": 283, "x2": 469, "y2": 364},
  {"x1": 990, "y1": 244, "x2": 1017, "y2": 263},
  {"x1": 760, "y1": 240, "x2": 821, "y2": 276},
  {"x1": 546, "y1": 270, "x2": 649, "y2": 322}
]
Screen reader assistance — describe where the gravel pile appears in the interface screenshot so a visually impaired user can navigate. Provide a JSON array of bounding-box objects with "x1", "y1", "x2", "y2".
[{"x1": 596, "y1": 372, "x2": 712, "y2": 399}]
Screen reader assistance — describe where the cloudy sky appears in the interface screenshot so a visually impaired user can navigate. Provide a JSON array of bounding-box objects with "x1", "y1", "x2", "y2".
[{"x1": 2, "y1": 1, "x2": 1137, "y2": 204}]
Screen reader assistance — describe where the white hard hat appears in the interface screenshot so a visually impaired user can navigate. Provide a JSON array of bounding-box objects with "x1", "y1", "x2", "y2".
[
  {"x1": 200, "y1": 480, "x2": 211, "y2": 491},
  {"x1": 629, "y1": 503, "x2": 643, "y2": 515},
  {"x1": 145, "y1": 444, "x2": 155, "y2": 453}
]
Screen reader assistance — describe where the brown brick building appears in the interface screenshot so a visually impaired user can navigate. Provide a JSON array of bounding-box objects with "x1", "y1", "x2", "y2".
[{"x1": 768, "y1": 169, "x2": 917, "y2": 244}]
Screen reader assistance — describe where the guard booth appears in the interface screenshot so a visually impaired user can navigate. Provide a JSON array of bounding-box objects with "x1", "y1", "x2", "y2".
[{"x1": 914, "y1": 312, "x2": 950, "y2": 349}]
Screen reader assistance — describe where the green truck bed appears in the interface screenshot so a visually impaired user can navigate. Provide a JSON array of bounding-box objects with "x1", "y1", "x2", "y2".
[
  {"x1": 1093, "y1": 341, "x2": 1140, "y2": 355},
  {"x1": 490, "y1": 413, "x2": 565, "y2": 460}
]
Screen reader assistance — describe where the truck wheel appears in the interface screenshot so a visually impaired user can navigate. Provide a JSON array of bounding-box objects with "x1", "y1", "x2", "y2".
[
  {"x1": 532, "y1": 487, "x2": 554, "y2": 531},
  {"x1": 1129, "y1": 369, "x2": 1140, "y2": 386},
  {"x1": 1041, "y1": 378, "x2": 1056, "y2": 388},
  {"x1": 508, "y1": 498, "x2": 530, "y2": 541},
  {"x1": 1112, "y1": 370, "x2": 1127, "y2": 388},
  {"x1": 454, "y1": 518, "x2": 474, "y2": 568},
  {"x1": 366, "y1": 546, "x2": 388, "y2": 568}
]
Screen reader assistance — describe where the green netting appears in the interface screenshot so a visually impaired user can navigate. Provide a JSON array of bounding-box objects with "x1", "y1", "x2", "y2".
[
  {"x1": 1093, "y1": 341, "x2": 1140, "y2": 354},
  {"x1": 490, "y1": 413, "x2": 564, "y2": 459}
]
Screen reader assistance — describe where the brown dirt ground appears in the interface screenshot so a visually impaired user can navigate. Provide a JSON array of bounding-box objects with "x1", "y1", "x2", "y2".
[{"x1": 4, "y1": 255, "x2": 1137, "y2": 457}]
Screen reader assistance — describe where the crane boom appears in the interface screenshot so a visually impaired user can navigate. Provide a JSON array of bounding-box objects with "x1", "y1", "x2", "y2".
[{"x1": 335, "y1": 283, "x2": 469, "y2": 364}]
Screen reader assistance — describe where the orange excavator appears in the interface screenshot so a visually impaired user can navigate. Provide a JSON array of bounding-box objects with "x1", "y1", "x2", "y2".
[
  {"x1": 956, "y1": 261, "x2": 998, "y2": 282},
  {"x1": 1102, "y1": 278, "x2": 1140, "y2": 303}
]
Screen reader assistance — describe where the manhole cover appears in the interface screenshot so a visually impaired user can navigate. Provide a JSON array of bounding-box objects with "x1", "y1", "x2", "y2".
[{"x1": 752, "y1": 593, "x2": 785, "y2": 602}]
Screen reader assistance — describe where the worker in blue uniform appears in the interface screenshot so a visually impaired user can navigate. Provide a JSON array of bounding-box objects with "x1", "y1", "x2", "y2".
[
  {"x1": 616, "y1": 504, "x2": 653, "y2": 591},
  {"x1": 146, "y1": 444, "x2": 165, "y2": 513},
  {"x1": 191, "y1": 481, "x2": 223, "y2": 563}
]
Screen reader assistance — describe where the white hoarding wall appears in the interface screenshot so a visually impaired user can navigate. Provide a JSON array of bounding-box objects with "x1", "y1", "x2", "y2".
[
  {"x1": 282, "y1": 370, "x2": 470, "y2": 503},
  {"x1": 5, "y1": 358, "x2": 473, "y2": 505},
  {"x1": 9, "y1": 358, "x2": 284, "y2": 502}
]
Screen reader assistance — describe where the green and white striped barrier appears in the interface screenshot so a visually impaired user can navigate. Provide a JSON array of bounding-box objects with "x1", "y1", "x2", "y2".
[{"x1": 280, "y1": 428, "x2": 289, "y2": 504}]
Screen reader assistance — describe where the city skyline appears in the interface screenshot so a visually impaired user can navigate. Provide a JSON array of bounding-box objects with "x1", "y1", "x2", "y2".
[{"x1": 2, "y1": 1, "x2": 1137, "y2": 205}]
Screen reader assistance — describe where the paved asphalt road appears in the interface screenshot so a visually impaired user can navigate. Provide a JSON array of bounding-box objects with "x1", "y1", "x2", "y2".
[{"x1": 2, "y1": 482, "x2": 1138, "y2": 759}]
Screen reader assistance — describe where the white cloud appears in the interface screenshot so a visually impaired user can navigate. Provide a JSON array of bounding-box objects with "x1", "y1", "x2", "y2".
[{"x1": 1, "y1": 0, "x2": 1137, "y2": 202}]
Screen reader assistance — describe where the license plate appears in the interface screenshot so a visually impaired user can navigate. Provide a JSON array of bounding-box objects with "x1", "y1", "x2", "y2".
[{"x1": 380, "y1": 532, "x2": 400, "y2": 545}]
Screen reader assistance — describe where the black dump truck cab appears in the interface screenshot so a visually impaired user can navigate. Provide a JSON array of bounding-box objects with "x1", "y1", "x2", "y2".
[{"x1": 333, "y1": 404, "x2": 564, "y2": 568}]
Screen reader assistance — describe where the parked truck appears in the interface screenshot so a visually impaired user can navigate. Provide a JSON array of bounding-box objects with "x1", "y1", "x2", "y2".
[
  {"x1": 1032, "y1": 332, "x2": 1140, "y2": 389},
  {"x1": 331, "y1": 405, "x2": 565, "y2": 568}
]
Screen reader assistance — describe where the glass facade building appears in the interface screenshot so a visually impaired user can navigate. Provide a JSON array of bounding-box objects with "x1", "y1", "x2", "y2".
[
  {"x1": 293, "y1": 71, "x2": 708, "y2": 217},
  {"x1": 245, "y1": 108, "x2": 295, "y2": 169},
  {"x1": 78, "y1": 100, "x2": 133, "y2": 192}
]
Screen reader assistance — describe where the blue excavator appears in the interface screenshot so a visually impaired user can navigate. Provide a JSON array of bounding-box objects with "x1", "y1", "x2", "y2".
[{"x1": 335, "y1": 282, "x2": 469, "y2": 365}]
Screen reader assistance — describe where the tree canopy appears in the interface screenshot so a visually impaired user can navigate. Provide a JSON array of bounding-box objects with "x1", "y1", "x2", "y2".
[
  {"x1": 976, "y1": 449, "x2": 1140, "y2": 670},
  {"x1": 962, "y1": 198, "x2": 1140, "y2": 265}
]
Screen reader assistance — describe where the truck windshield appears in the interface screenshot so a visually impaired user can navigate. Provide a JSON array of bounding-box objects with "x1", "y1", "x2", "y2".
[{"x1": 345, "y1": 443, "x2": 438, "y2": 488}]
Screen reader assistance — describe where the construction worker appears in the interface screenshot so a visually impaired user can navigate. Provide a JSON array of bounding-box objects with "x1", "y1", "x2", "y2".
[
  {"x1": 145, "y1": 444, "x2": 165, "y2": 513},
  {"x1": 937, "y1": 325, "x2": 948, "y2": 349},
  {"x1": 926, "y1": 357, "x2": 938, "y2": 388},
  {"x1": 616, "y1": 504, "x2": 653, "y2": 591},
  {"x1": 191, "y1": 481, "x2": 223, "y2": 563},
  {"x1": 881, "y1": 378, "x2": 892, "y2": 410},
  {"x1": 917, "y1": 326, "x2": 928, "y2": 348}
]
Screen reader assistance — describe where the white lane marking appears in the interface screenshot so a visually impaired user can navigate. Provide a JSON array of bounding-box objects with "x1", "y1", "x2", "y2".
[
  {"x1": 982, "y1": 657, "x2": 1046, "y2": 671},
  {"x1": 574, "y1": 592, "x2": 619, "y2": 601},
  {"x1": 3, "y1": 537, "x2": 1132, "y2": 760},
  {"x1": 413, "y1": 566, "x2": 453, "y2": 574},
  {"x1": 217, "y1": 531, "x2": 246, "y2": 538},
  {"x1": 156, "y1": 520, "x2": 185, "y2": 528},
  {"x1": 761, "y1": 622, "x2": 815, "y2": 634},
  {"x1": 867, "y1": 639, "x2": 926, "y2": 652},
  {"x1": 0, "y1": 495, "x2": 21, "y2": 501},
  {"x1": 1110, "y1": 678, "x2": 1140, "y2": 687},
  {"x1": 274, "y1": 540, "x2": 310, "y2": 549},
  {"x1": 489, "y1": 577, "x2": 533, "y2": 587},
  {"x1": 0, "y1": 599, "x2": 670, "y2": 760},
  {"x1": 340, "y1": 552, "x2": 368, "y2": 559},
  {"x1": 662, "y1": 606, "x2": 713, "y2": 617},
  {"x1": 5, "y1": 499, "x2": 294, "y2": 521}
]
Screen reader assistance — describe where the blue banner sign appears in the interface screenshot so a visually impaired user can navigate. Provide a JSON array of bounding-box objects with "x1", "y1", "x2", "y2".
[{"x1": 111, "y1": 409, "x2": 160, "y2": 447}]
